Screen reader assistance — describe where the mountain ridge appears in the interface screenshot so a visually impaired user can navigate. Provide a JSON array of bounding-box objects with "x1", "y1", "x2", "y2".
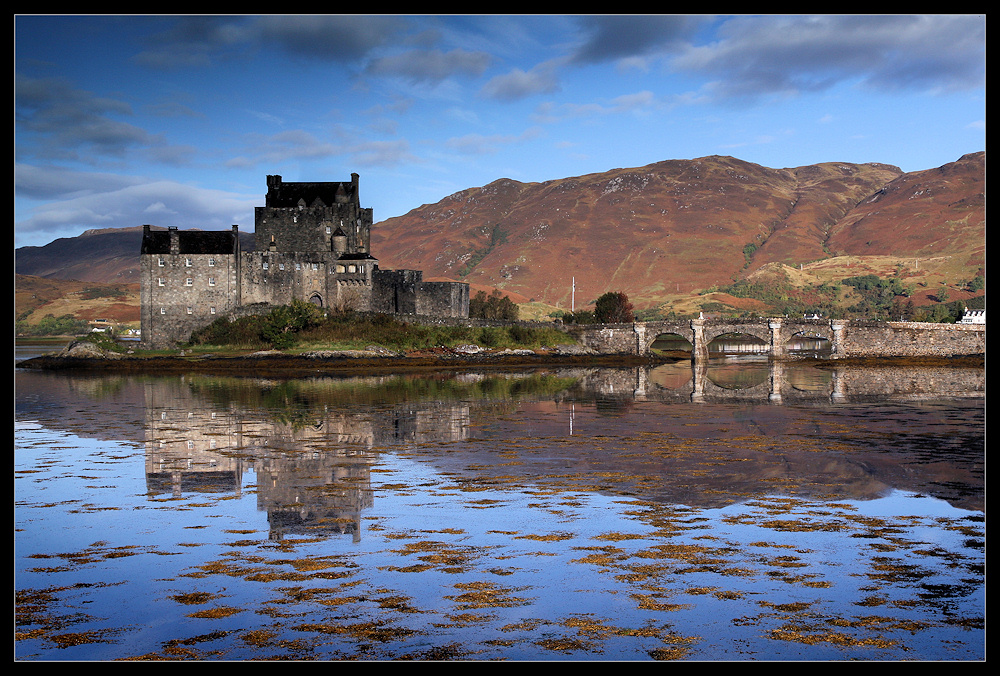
[
  {"x1": 16, "y1": 152, "x2": 984, "y2": 321},
  {"x1": 369, "y1": 152, "x2": 983, "y2": 309}
]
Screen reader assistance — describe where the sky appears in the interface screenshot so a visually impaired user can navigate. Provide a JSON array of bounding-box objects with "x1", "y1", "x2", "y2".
[{"x1": 14, "y1": 14, "x2": 986, "y2": 249}]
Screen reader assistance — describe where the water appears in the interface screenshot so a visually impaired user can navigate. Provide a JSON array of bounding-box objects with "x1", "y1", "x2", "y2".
[{"x1": 14, "y1": 347, "x2": 985, "y2": 661}]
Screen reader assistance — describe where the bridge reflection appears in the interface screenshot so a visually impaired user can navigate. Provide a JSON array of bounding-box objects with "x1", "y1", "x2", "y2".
[{"x1": 572, "y1": 358, "x2": 984, "y2": 405}]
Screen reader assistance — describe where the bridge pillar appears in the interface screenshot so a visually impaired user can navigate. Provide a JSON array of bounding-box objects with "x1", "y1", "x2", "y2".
[
  {"x1": 691, "y1": 318, "x2": 709, "y2": 361},
  {"x1": 769, "y1": 359, "x2": 784, "y2": 402},
  {"x1": 691, "y1": 360, "x2": 707, "y2": 402},
  {"x1": 633, "y1": 323, "x2": 648, "y2": 356},
  {"x1": 634, "y1": 366, "x2": 647, "y2": 399},
  {"x1": 768, "y1": 319, "x2": 784, "y2": 357}
]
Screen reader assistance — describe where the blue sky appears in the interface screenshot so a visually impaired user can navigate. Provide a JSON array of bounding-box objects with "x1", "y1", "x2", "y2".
[{"x1": 14, "y1": 14, "x2": 986, "y2": 249}]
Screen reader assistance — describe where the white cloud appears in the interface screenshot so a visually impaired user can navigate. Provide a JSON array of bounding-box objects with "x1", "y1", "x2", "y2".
[
  {"x1": 480, "y1": 60, "x2": 562, "y2": 101},
  {"x1": 15, "y1": 176, "x2": 256, "y2": 244},
  {"x1": 671, "y1": 15, "x2": 986, "y2": 102},
  {"x1": 365, "y1": 48, "x2": 492, "y2": 83}
]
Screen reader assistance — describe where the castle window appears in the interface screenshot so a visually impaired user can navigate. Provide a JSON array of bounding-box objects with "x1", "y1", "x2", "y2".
[
  {"x1": 312, "y1": 263, "x2": 319, "y2": 270},
  {"x1": 185, "y1": 258, "x2": 192, "y2": 267},
  {"x1": 210, "y1": 306, "x2": 216, "y2": 314},
  {"x1": 209, "y1": 258, "x2": 216, "y2": 266},
  {"x1": 186, "y1": 307, "x2": 193, "y2": 314},
  {"x1": 348, "y1": 265, "x2": 356, "y2": 273},
  {"x1": 185, "y1": 278, "x2": 193, "y2": 286},
  {"x1": 208, "y1": 277, "x2": 216, "y2": 286},
  {"x1": 279, "y1": 263, "x2": 285, "y2": 270},
  {"x1": 336, "y1": 264, "x2": 345, "y2": 273},
  {"x1": 263, "y1": 262, "x2": 269, "y2": 270},
  {"x1": 160, "y1": 307, "x2": 166, "y2": 314},
  {"x1": 158, "y1": 258, "x2": 164, "y2": 267},
  {"x1": 295, "y1": 263, "x2": 301, "y2": 270},
  {"x1": 158, "y1": 278, "x2": 165, "y2": 286}
]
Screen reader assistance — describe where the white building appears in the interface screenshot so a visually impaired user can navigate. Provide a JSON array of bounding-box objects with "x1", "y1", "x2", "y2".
[{"x1": 958, "y1": 308, "x2": 985, "y2": 324}]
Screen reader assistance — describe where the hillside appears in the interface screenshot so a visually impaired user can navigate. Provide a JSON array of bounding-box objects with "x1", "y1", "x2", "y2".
[
  {"x1": 370, "y1": 153, "x2": 984, "y2": 311},
  {"x1": 15, "y1": 152, "x2": 985, "y2": 321},
  {"x1": 15, "y1": 225, "x2": 256, "y2": 283},
  {"x1": 15, "y1": 274, "x2": 140, "y2": 329}
]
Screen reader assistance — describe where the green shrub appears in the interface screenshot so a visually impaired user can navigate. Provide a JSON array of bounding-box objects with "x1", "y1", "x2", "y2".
[
  {"x1": 477, "y1": 326, "x2": 504, "y2": 348},
  {"x1": 188, "y1": 302, "x2": 576, "y2": 352},
  {"x1": 469, "y1": 289, "x2": 519, "y2": 320}
]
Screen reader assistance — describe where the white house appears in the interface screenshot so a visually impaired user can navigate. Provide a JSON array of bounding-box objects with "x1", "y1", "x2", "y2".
[{"x1": 958, "y1": 308, "x2": 985, "y2": 324}]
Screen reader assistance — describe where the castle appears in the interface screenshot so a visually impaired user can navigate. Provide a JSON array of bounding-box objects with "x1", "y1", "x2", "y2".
[{"x1": 140, "y1": 174, "x2": 469, "y2": 348}]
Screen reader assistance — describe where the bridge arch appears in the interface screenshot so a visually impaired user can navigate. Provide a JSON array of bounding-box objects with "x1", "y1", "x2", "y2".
[
  {"x1": 703, "y1": 325, "x2": 771, "y2": 345},
  {"x1": 783, "y1": 329, "x2": 833, "y2": 356},
  {"x1": 705, "y1": 330, "x2": 770, "y2": 355},
  {"x1": 648, "y1": 331, "x2": 694, "y2": 357}
]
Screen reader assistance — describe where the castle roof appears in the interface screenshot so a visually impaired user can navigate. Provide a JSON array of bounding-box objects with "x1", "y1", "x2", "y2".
[
  {"x1": 141, "y1": 226, "x2": 240, "y2": 255},
  {"x1": 264, "y1": 175, "x2": 359, "y2": 209}
]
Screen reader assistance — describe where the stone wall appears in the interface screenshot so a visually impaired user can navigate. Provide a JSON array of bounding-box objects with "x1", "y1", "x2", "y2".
[
  {"x1": 563, "y1": 322, "x2": 638, "y2": 354},
  {"x1": 141, "y1": 251, "x2": 240, "y2": 349},
  {"x1": 414, "y1": 281, "x2": 470, "y2": 319},
  {"x1": 254, "y1": 204, "x2": 373, "y2": 254},
  {"x1": 371, "y1": 269, "x2": 422, "y2": 314},
  {"x1": 140, "y1": 173, "x2": 470, "y2": 347},
  {"x1": 835, "y1": 320, "x2": 986, "y2": 358},
  {"x1": 239, "y1": 251, "x2": 335, "y2": 307}
]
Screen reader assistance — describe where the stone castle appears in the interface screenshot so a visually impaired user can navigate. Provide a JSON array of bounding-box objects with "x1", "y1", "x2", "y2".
[{"x1": 140, "y1": 174, "x2": 469, "y2": 348}]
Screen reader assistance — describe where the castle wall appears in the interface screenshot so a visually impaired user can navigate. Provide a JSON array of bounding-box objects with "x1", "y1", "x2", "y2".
[
  {"x1": 140, "y1": 226, "x2": 241, "y2": 349},
  {"x1": 254, "y1": 205, "x2": 373, "y2": 254},
  {"x1": 372, "y1": 269, "x2": 422, "y2": 314},
  {"x1": 415, "y1": 281, "x2": 470, "y2": 318},
  {"x1": 143, "y1": 253, "x2": 240, "y2": 348}
]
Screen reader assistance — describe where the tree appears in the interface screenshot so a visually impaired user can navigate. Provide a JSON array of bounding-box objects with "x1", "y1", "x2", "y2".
[
  {"x1": 469, "y1": 289, "x2": 519, "y2": 321},
  {"x1": 594, "y1": 291, "x2": 634, "y2": 323}
]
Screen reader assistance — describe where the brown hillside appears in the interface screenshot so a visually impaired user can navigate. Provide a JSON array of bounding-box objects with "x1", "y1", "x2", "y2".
[
  {"x1": 15, "y1": 274, "x2": 140, "y2": 326},
  {"x1": 827, "y1": 152, "x2": 985, "y2": 274},
  {"x1": 371, "y1": 154, "x2": 982, "y2": 310},
  {"x1": 747, "y1": 161, "x2": 903, "y2": 270}
]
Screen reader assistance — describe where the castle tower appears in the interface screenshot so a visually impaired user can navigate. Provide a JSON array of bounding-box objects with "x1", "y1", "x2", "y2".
[{"x1": 254, "y1": 174, "x2": 373, "y2": 255}]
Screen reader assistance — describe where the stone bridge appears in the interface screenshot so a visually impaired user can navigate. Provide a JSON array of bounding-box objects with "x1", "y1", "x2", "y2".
[{"x1": 562, "y1": 317, "x2": 985, "y2": 360}]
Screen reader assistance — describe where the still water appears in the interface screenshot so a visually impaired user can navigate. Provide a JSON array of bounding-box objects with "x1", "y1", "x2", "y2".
[{"x1": 15, "y1": 348, "x2": 985, "y2": 661}]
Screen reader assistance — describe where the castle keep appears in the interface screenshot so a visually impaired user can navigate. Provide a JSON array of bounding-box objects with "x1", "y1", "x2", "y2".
[{"x1": 140, "y1": 174, "x2": 469, "y2": 348}]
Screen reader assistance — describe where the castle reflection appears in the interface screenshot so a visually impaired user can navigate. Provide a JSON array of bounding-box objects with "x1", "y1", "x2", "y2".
[
  {"x1": 143, "y1": 375, "x2": 484, "y2": 541},
  {"x1": 131, "y1": 361, "x2": 984, "y2": 537}
]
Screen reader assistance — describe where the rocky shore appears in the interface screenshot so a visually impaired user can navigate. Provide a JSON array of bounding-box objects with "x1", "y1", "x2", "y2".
[{"x1": 16, "y1": 339, "x2": 663, "y2": 377}]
